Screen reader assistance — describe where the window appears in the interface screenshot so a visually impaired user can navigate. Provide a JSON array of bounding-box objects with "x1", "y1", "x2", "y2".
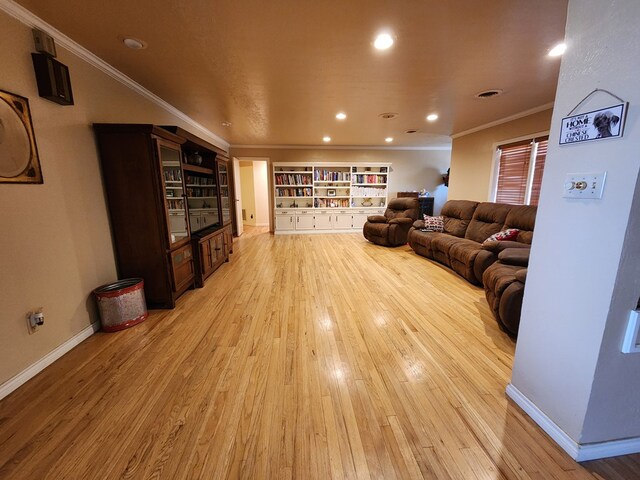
[{"x1": 493, "y1": 136, "x2": 548, "y2": 206}]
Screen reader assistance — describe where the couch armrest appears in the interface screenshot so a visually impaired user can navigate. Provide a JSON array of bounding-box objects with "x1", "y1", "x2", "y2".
[
  {"x1": 515, "y1": 268, "x2": 527, "y2": 283},
  {"x1": 413, "y1": 219, "x2": 425, "y2": 229},
  {"x1": 388, "y1": 217, "x2": 413, "y2": 225},
  {"x1": 499, "y1": 248, "x2": 530, "y2": 267},
  {"x1": 367, "y1": 215, "x2": 387, "y2": 223},
  {"x1": 482, "y1": 240, "x2": 531, "y2": 253}
]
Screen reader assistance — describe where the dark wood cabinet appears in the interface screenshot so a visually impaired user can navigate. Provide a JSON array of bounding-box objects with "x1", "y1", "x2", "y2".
[
  {"x1": 192, "y1": 225, "x2": 232, "y2": 287},
  {"x1": 94, "y1": 124, "x2": 234, "y2": 308}
]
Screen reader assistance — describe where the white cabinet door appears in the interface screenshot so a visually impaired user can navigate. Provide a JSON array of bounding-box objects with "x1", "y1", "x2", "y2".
[
  {"x1": 296, "y1": 215, "x2": 314, "y2": 230},
  {"x1": 352, "y1": 214, "x2": 368, "y2": 230},
  {"x1": 201, "y1": 212, "x2": 217, "y2": 228},
  {"x1": 276, "y1": 215, "x2": 295, "y2": 231},
  {"x1": 314, "y1": 213, "x2": 333, "y2": 230},
  {"x1": 334, "y1": 214, "x2": 353, "y2": 229}
]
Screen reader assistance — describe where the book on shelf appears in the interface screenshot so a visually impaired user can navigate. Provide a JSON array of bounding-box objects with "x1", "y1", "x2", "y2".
[{"x1": 275, "y1": 173, "x2": 312, "y2": 185}]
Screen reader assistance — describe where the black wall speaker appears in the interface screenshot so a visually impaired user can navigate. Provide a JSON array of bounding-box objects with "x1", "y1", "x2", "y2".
[{"x1": 31, "y1": 53, "x2": 74, "y2": 106}]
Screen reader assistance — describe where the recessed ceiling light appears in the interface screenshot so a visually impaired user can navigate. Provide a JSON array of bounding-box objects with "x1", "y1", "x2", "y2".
[
  {"x1": 374, "y1": 33, "x2": 394, "y2": 50},
  {"x1": 548, "y1": 42, "x2": 567, "y2": 57},
  {"x1": 122, "y1": 37, "x2": 147, "y2": 50},
  {"x1": 385, "y1": 137, "x2": 393, "y2": 143},
  {"x1": 335, "y1": 112, "x2": 347, "y2": 120},
  {"x1": 323, "y1": 136, "x2": 331, "y2": 142},
  {"x1": 426, "y1": 113, "x2": 439, "y2": 122}
]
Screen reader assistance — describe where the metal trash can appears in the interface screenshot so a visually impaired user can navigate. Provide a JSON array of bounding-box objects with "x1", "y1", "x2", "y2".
[{"x1": 93, "y1": 278, "x2": 148, "y2": 332}]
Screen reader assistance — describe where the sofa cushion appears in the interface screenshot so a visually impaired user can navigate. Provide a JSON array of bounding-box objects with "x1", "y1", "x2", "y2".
[
  {"x1": 448, "y1": 239, "x2": 486, "y2": 284},
  {"x1": 465, "y1": 202, "x2": 513, "y2": 243},
  {"x1": 430, "y1": 234, "x2": 464, "y2": 267},
  {"x1": 503, "y1": 205, "x2": 537, "y2": 244},
  {"x1": 441, "y1": 200, "x2": 478, "y2": 237}
]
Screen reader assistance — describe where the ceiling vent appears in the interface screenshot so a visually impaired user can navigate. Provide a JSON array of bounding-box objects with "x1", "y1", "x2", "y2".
[
  {"x1": 475, "y1": 89, "x2": 503, "y2": 99},
  {"x1": 405, "y1": 129, "x2": 418, "y2": 134},
  {"x1": 379, "y1": 112, "x2": 399, "y2": 120}
]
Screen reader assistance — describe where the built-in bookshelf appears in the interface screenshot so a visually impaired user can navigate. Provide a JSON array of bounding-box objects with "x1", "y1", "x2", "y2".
[{"x1": 273, "y1": 162, "x2": 390, "y2": 233}]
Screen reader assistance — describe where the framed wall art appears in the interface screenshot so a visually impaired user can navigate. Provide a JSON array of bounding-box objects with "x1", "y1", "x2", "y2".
[{"x1": 0, "y1": 89, "x2": 43, "y2": 184}]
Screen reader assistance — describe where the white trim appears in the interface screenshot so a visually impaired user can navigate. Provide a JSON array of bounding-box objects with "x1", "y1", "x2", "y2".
[
  {"x1": 451, "y1": 103, "x2": 555, "y2": 139},
  {"x1": 0, "y1": 0, "x2": 230, "y2": 151},
  {"x1": 0, "y1": 322, "x2": 100, "y2": 400},
  {"x1": 506, "y1": 383, "x2": 640, "y2": 461},
  {"x1": 231, "y1": 144, "x2": 452, "y2": 151}
]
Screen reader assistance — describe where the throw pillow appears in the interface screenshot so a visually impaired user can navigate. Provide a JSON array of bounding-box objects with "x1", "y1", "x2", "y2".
[
  {"x1": 421, "y1": 215, "x2": 444, "y2": 232},
  {"x1": 484, "y1": 228, "x2": 520, "y2": 243}
]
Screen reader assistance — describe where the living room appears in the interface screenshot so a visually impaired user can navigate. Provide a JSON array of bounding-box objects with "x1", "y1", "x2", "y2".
[{"x1": 1, "y1": 0, "x2": 639, "y2": 478}]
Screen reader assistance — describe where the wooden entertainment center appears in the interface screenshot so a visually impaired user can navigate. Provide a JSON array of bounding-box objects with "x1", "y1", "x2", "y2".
[{"x1": 94, "y1": 124, "x2": 233, "y2": 308}]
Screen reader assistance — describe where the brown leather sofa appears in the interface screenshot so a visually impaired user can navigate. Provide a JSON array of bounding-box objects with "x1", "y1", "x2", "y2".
[
  {"x1": 363, "y1": 197, "x2": 420, "y2": 247},
  {"x1": 408, "y1": 200, "x2": 536, "y2": 285},
  {"x1": 483, "y1": 248, "x2": 530, "y2": 336}
]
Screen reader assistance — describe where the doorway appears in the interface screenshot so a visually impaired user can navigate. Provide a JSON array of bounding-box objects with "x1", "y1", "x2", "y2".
[{"x1": 232, "y1": 157, "x2": 271, "y2": 236}]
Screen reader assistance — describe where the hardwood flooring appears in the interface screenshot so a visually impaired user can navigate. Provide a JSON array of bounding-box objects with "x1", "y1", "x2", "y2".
[{"x1": 1, "y1": 227, "x2": 638, "y2": 479}]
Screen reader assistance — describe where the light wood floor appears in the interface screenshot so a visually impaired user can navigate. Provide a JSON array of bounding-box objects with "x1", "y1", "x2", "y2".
[{"x1": 1, "y1": 227, "x2": 638, "y2": 479}]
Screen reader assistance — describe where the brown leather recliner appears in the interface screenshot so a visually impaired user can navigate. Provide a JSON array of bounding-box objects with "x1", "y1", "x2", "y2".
[
  {"x1": 363, "y1": 197, "x2": 420, "y2": 247},
  {"x1": 482, "y1": 247, "x2": 530, "y2": 336}
]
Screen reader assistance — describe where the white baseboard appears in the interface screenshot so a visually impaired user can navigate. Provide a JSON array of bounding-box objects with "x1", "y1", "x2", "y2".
[
  {"x1": 0, "y1": 322, "x2": 100, "y2": 401},
  {"x1": 506, "y1": 383, "x2": 640, "y2": 461}
]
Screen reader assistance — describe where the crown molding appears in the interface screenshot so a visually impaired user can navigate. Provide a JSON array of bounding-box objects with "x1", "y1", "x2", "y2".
[
  {"x1": 0, "y1": 0, "x2": 230, "y2": 151},
  {"x1": 451, "y1": 103, "x2": 555, "y2": 139},
  {"x1": 230, "y1": 144, "x2": 452, "y2": 151}
]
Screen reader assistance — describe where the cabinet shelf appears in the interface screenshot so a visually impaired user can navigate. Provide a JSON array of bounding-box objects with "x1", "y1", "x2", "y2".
[
  {"x1": 352, "y1": 183, "x2": 387, "y2": 186},
  {"x1": 183, "y1": 164, "x2": 214, "y2": 175},
  {"x1": 315, "y1": 195, "x2": 350, "y2": 198}
]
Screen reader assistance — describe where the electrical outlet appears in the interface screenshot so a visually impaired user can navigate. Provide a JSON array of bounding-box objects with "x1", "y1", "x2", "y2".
[
  {"x1": 27, "y1": 308, "x2": 45, "y2": 333},
  {"x1": 563, "y1": 172, "x2": 606, "y2": 199}
]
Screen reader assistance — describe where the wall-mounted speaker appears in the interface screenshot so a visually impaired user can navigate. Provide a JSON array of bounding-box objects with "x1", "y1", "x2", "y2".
[{"x1": 31, "y1": 53, "x2": 74, "y2": 106}]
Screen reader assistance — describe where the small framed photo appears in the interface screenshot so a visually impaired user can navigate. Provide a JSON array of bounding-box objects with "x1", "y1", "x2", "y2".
[{"x1": 327, "y1": 189, "x2": 336, "y2": 196}]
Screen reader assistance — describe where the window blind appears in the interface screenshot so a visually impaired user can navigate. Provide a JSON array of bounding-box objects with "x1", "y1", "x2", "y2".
[
  {"x1": 495, "y1": 140, "x2": 532, "y2": 205},
  {"x1": 495, "y1": 136, "x2": 548, "y2": 206}
]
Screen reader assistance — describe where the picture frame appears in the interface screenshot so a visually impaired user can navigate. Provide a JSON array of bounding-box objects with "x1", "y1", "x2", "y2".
[
  {"x1": 0, "y1": 89, "x2": 43, "y2": 184},
  {"x1": 327, "y1": 189, "x2": 336, "y2": 196}
]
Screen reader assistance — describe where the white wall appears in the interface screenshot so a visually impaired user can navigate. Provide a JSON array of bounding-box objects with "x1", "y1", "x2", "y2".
[
  {"x1": 253, "y1": 161, "x2": 269, "y2": 226},
  {"x1": 511, "y1": 0, "x2": 640, "y2": 447},
  {"x1": 239, "y1": 163, "x2": 256, "y2": 226}
]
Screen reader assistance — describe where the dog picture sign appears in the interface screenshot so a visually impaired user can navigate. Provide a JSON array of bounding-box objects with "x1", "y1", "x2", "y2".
[{"x1": 559, "y1": 102, "x2": 627, "y2": 145}]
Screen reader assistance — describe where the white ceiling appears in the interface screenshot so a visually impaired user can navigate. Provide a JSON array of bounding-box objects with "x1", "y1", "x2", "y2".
[{"x1": 16, "y1": 0, "x2": 568, "y2": 147}]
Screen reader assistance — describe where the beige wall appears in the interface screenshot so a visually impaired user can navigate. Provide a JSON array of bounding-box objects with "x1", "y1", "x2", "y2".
[
  {"x1": 0, "y1": 11, "x2": 226, "y2": 386},
  {"x1": 448, "y1": 109, "x2": 553, "y2": 202},
  {"x1": 239, "y1": 163, "x2": 257, "y2": 226},
  {"x1": 230, "y1": 147, "x2": 451, "y2": 214},
  {"x1": 253, "y1": 161, "x2": 270, "y2": 226}
]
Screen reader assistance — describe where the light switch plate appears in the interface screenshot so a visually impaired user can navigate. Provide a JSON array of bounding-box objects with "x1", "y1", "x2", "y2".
[
  {"x1": 563, "y1": 172, "x2": 606, "y2": 199},
  {"x1": 622, "y1": 310, "x2": 640, "y2": 354}
]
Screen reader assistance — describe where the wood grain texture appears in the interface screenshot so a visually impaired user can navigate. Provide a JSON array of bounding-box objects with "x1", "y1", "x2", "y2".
[{"x1": 0, "y1": 227, "x2": 637, "y2": 479}]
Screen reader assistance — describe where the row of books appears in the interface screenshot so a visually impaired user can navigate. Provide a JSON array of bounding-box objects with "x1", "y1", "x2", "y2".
[
  {"x1": 353, "y1": 174, "x2": 387, "y2": 184},
  {"x1": 314, "y1": 170, "x2": 350, "y2": 181},
  {"x1": 275, "y1": 173, "x2": 312, "y2": 185},
  {"x1": 185, "y1": 175, "x2": 215, "y2": 186},
  {"x1": 163, "y1": 169, "x2": 182, "y2": 182},
  {"x1": 276, "y1": 187, "x2": 313, "y2": 197},
  {"x1": 186, "y1": 187, "x2": 217, "y2": 197},
  {"x1": 351, "y1": 186, "x2": 388, "y2": 197},
  {"x1": 315, "y1": 198, "x2": 350, "y2": 208}
]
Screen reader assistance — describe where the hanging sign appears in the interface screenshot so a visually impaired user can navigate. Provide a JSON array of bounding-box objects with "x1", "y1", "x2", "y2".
[{"x1": 559, "y1": 103, "x2": 627, "y2": 145}]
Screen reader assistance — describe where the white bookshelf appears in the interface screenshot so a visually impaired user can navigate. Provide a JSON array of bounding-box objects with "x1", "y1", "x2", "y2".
[{"x1": 273, "y1": 162, "x2": 390, "y2": 233}]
